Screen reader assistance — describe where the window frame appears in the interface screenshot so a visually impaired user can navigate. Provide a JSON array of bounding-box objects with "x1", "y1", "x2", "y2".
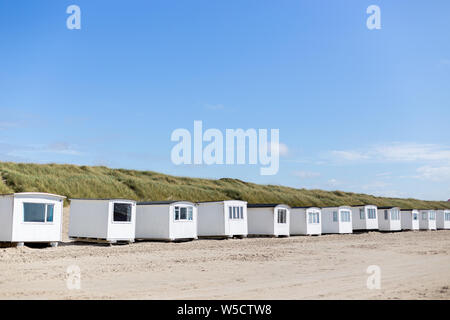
[
  {"x1": 112, "y1": 202, "x2": 133, "y2": 224},
  {"x1": 308, "y1": 211, "x2": 320, "y2": 224},
  {"x1": 429, "y1": 211, "x2": 436, "y2": 221},
  {"x1": 228, "y1": 206, "x2": 244, "y2": 221},
  {"x1": 277, "y1": 209, "x2": 287, "y2": 224},
  {"x1": 390, "y1": 209, "x2": 400, "y2": 221},
  {"x1": 340, "y1": 210, "x2": 351, "y2": 222},
  {"x1": 332, "y1": 211, "x2": 338, "y2": 222},
  {"x1": 174, "y1": 205, "x2": 194, "y2": 222},
  {"x1": 22, "y1": 202, "x2": 55, "y2": 224},
  {"x1": 367, "y1": 208, "x2": 376, "y2": 219},
  {"x1": 360, "y1": 208, "x2": 365, "y2": 220}
]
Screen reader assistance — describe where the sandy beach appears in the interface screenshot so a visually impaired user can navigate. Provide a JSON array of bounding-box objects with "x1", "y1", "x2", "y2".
[{"x1": 0, "y1": 207, "x2": 449, "y2": 300}]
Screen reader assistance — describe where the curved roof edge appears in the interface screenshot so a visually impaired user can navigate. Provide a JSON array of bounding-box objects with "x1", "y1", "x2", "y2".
[
  {"x1": 137, "y1": 200, "x2": 196, "y2": 206},
  {"x1": 70, "y1": 198, "x2": 136, "y2": 202},
  {"x1": 1, "y1": 192, "x2": 67, "y2": 199},
  {"x1": 247, "y1": 203, "x2": 291, "y2": 209}
]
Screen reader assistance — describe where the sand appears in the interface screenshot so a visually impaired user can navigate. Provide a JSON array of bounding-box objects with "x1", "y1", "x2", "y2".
[{"x1": 0, "y1": 207, "x2": 449, "y2": 300}]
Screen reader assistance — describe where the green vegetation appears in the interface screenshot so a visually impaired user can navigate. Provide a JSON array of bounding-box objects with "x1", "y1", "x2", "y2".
[{"x1": 0, "y1": 161, "x2": 449, "y2": 209}]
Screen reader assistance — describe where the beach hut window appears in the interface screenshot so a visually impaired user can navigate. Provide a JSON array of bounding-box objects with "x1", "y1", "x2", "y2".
[
  {"x1": 429, "y1": 211, "x2": 436, "y2": 220},
  {"x1": 384, "y1": 210, "x2": 388, "y2": 220},
  {"x1": 23, "y1": 203, "x2": 55, "y2": 223},
  {"x1": 368, "y1": 208, "x2": 376, "y2": 219},
  {"x1": 422, "y1": 213, "x2": 427, "y2": 220},
  {"x1": 413, "y1": 212, "x2": 418, "y2": 220},
  {"x1": 47, "y1": 204, "x2": 54, "y2": 222},
  {"x1": 340, "y1": 210, "x2": 351, "y2": 222},
  {"x1": 391, "y1": 209, "x2": 400, "y2": 220},
  {"x1": 445, "y1": 213, "x2": 450, "y2": 221},
  {"x1": 309, "y1": 212, "x2": 320, "y2": 224},
  {"x1": 113, "y1": 203, "x2": 132, "y2": 222},
  {"x1": 230, "y1": 206, "x2": 244, "y2": 220},
  {"x1": 333, "y1": 211, "x2": 338, "y2": 222},
  {"x1": 277, "y1": 209, "x2": 287, "y2": 224},
  {"x1": 180, "y1": 207, "x2": 187, "y2": 220},
  {"x1": 175, "y1": 206, "x2": 193, "y2": 221},
  {"x1": 229, "y1": 207, "x2": 233, "y2": 219},
  {"x1": 360, "y1": 208, "x2": 365, "y2": 219}
]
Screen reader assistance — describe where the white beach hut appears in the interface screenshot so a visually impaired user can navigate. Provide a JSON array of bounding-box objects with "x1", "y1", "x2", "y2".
[
  {"x1": 378, "y1": 207, "x2": 401, "y2": 231},
  {"x1": 419, "y1": 210, "x2": 437, "y2": 230},
  {"x1": 197, "y1": 200, "x2": 247, "y2": 238},
  {"x1": 290, "y1": 207, "x2": 321, "y2": 236},
  {"x1": 350, "y1": 205, "x2": 378, "y2": 231},
  {"x1": 136, "y1": 201, "x2": 198, "y2": 241},
  {"x1": 0, "y1": 192, "x2": 65, "y2": 247},
  {"x1": 247, "y1": 204, "x2": 290, "y2": 237},
  {"x1": 400, "y1": 209, "x2": 420, "y2": 231},
  {"x1": 69, "y1": 198, "x2": 136, "y2": 244},
  {"x1": 437, "y1": 210, "x2": 450, "y2": 230},
  {"x1": 321, "y1": 206, "x2": 353, "y2": 234}
]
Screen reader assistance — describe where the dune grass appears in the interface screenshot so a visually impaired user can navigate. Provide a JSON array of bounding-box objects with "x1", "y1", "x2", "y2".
[{"x1": 0, "y1": 161, "x2": 449, "y2": 209}]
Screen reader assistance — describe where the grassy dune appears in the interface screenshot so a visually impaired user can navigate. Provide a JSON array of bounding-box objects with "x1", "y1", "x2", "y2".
[{"x1": 0, "y1": 161, "x2": 449, "y2": 209}]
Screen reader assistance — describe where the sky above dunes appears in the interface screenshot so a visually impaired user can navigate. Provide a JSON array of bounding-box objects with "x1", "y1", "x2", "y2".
[{"x1": 0, "y1": 0, "x2": 449, "y2": 200}]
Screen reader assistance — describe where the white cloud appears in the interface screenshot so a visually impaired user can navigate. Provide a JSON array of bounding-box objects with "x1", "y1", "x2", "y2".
[
  {"x1": 269, "y1": 142, "x2": 289, "y2": 157},
  {"x1": 293, "y1": 170, "x2": 321, "y2": 179},
  {"x1": 327, "y1": 178, "x2": 340, "y2": 187},
  {"x1": 330, "y1": 143, "x2": 450, "y2": 163},
  {"x1": 414, "y1": 166, "x2": 450, "y2": 182},
  {"x1": 6, "y1": 142, "x2": 83, "y2": 158},
  {"x1": 372, "y1": 143, "x2": 450, "y2": 162},
  {"x1": 0, "y1": 122, "x2": 19, "y2": 130},
  {"x1": 376, "y1": 172, "x2": 392, "y2": 177},
  {"x1": 278, "y1": 143, "x2": 289, "y2": 157},
  {"x1": 361, "y1": 181, "x2": 390, "y2": 190},
  {"x1": 330, "y1": 150, "x2": 369, "y2": 161}
]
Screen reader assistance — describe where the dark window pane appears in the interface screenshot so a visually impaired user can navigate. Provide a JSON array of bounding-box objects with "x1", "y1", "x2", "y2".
[
  {"x1": 46, "y1": 205, "x2": 54, "y2": 222},
  {"x1": 113, "y1": 203, "x2": 132, "y2": 222},
  {"x1": 180, "y1": 207, "x2": 187, "y2": 220},
  {"x1": 24, "y1": 203, "x2": 46, "y2": 222}
]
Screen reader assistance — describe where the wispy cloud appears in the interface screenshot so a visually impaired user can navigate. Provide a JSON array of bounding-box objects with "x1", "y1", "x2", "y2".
[
  {"x1": 269, "y1": 142, "x2": 289, "y2": 157},
  {"x1": 0, "y1": 122, "x2": 20, "y2": 130},
  {"x1": 327, "y1": 178, "x2": 340, "y2": 187},
  {"x1": 329, "y1": 142, "x2": 450, "y2": 163},
  {"x1": 414, "y1": 166, "x2": 450, "y2": 182},
  {"x1": 376, "y1": 172, "x2": 392, "y2": 177},
  {"x1": 5, "y1": 142, "x2": 83, "y2": 158},
  {"x1": 293, "y1": 170, "x2": 321, "y2": 179},
  {"x1": 330, "y1": 150, "x2": 369, "y2": 161}
]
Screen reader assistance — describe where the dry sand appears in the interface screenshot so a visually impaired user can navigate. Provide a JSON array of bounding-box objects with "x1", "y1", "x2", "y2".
[{"x1": 0, "y1": 207, "x2": 449, "y2": 300}]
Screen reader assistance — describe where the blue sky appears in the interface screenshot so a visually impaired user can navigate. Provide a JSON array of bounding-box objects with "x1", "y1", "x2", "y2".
[{"x1": 1, "y1": 0, "x2": 449, "y2": 200}]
